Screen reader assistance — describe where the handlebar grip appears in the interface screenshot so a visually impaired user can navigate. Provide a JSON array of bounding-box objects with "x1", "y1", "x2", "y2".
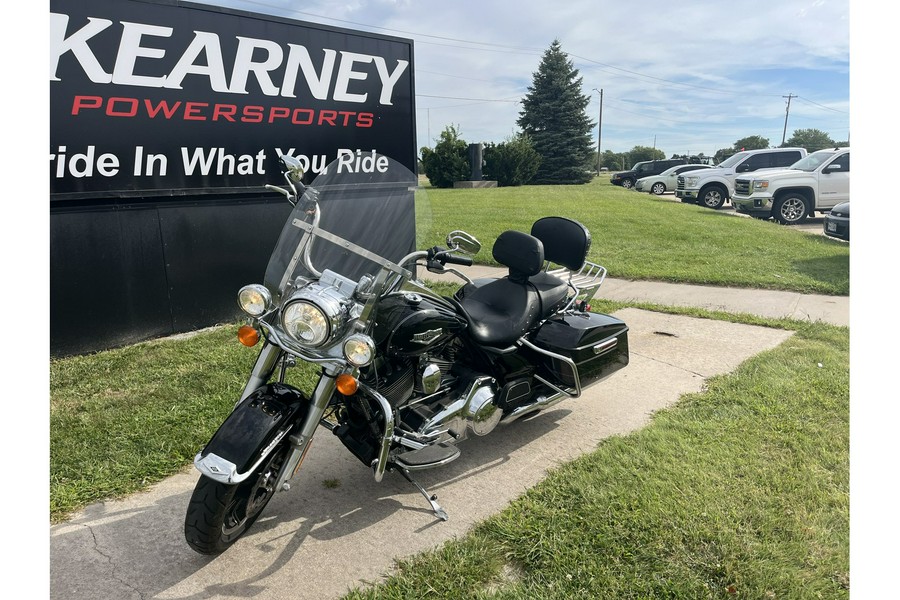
[{"x1": 443, "y1": 254, "x2": 473, "y2": 267}]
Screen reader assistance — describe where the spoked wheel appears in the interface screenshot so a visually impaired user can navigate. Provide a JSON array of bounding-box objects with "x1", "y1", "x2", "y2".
[
  {"x1": 773, "y1": 193, "x2": 809, "y2": 224},
  {"x1": 184, "y1": 443, "x2": 289, "y2": 555},
  {"x1": 621, "y1": 179, "x2": 634, "y2": 189},
  {"x1": 651, "y1": 182, "x2": 666, "y2": 195},
  {"x1": 700, "y1": 185, "x2": 726, "y2": 209}
]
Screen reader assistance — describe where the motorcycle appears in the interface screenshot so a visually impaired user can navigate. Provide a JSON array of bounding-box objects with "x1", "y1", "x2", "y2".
[{"x1": 184, "y1": 152, "x2": 629, "y2": 554}]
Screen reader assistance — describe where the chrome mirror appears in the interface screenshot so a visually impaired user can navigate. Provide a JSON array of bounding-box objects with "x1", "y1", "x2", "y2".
[
  {"x1": 446, "y1": 230, "x2": 481, "y2": 255},
  {"x1": 279, "y1": 154, "x2": 305, "y2": 185}
]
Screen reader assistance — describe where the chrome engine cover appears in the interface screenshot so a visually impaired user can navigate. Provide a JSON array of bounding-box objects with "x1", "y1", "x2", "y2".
[{"x1": 418, "y1": 376, "x2": 501, "y2": 440}]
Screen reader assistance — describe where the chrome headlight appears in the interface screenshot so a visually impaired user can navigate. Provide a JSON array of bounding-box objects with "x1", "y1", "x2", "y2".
[
  {"x1": 752, "y1": 180, "x2": 769, "y2": 191},
  {"x1": 684, "y1": 176, "x2": 701, "y2": 187},
  {"x1": 238, "y1": 284, "x2": 272, "y2": 317},
  {"x1": 343, "y1": 334, "x2": 375, "y2": 367},
  {"x1": 282, "y1": 300, "x2": 331, "y2": 346}
]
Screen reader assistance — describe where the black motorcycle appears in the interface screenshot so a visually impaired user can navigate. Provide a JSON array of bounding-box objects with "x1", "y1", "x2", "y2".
[{"x1": 184, "y1": 152, "x2": 629, "y2": 554}]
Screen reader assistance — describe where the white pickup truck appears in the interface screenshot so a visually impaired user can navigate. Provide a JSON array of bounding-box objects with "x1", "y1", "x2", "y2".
[
  {"x1": 675, "y1": 147, "x2": 807, "y2": 209},
  {"x1": 732, "y1": 147, "x2": 850, "y2": 224}
]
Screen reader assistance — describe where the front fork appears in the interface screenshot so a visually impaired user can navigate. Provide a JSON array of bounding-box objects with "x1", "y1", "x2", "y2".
[{"x1": 240, "y1": 342, "x2": 394, "y2": 492}]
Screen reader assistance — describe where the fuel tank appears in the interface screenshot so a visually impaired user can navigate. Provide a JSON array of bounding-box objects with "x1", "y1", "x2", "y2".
[{"x1": 373, "y1": 292, "x2": 466, "y2": 357}]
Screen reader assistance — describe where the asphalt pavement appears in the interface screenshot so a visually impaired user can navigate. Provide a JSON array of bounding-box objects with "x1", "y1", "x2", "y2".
[{"x1": 49, "y1": 261, "x2": 848, "y2": 600}]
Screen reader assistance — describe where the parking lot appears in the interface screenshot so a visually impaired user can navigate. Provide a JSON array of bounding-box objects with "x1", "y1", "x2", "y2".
[{"x1": 650, "y1": 193, "x2": 833, "y2": 237}]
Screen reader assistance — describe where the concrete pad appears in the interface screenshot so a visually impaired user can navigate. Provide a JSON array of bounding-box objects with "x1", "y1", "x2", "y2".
[{"x1": 50, "y1": 309, "x2": 793, "y2": 600}]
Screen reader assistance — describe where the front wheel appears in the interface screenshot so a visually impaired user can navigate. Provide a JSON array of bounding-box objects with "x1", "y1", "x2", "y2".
[
  {"x1": 699, "y1": 185, "x2": 727, "y2": 209},
  {"x1": 621, "y1": 178, "x2": 634, "y2": 189},
  {"x1": 773, "y1": 193, "x2": 809, "y2": 224},
  {"x1": 651, "y1": 182, "x2": 666, "y2": 195},
  {"x1": 184, "y1": 443, "x2": 289, "y2": 554}
]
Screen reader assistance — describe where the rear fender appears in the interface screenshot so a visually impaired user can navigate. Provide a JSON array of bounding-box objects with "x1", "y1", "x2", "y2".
[{"x1": 194, "y1": 383, "x2": 310, "y2": 484}]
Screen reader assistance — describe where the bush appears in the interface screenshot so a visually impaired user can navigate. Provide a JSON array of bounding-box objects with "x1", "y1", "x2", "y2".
[
  {"x1": 421, "y1": 125, "x2": 469, "y2": 188},
  {"x1": 483, "y1": 133, "x2": 541, "y2": 186}
]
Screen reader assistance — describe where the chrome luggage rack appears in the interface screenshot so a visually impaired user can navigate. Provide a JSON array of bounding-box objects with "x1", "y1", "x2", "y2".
[{"x1": 546, "y1": 260, "x2": 606, "y2": 306}]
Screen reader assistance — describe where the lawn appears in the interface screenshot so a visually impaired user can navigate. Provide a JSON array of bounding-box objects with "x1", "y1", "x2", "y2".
[
  {"x1": 342, "y1": 318, "x2": 849, "y2": 599},
  {"x1": 417, "y1": 177, "x2": 849, "y2": 295}
]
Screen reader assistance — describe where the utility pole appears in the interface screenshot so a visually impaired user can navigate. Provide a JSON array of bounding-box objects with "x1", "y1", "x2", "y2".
[
  {"x1": 593, "y1": 88, "x2": 603, "y2": 174},
  {"x1": 781, "y1": 94, "x2": 795, "y2": 146}
]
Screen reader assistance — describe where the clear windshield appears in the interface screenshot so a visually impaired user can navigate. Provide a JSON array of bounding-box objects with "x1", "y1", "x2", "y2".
[
  {"x1": 717, "y1": 152, "x2": 749, "y2": 169},
  {"x1": 788, "y1": 150, "x2": 836, "y2": 172},
  {"x1": 263, "y1": 153, "x2": 425, "y2": 302}
]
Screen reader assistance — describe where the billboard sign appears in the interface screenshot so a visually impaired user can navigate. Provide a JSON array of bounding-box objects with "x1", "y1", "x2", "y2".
[{"x1": 50, "y1": 0, "x2": 417, "y2": 200}]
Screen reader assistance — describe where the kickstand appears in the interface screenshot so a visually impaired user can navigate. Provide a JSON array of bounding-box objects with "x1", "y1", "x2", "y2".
[{"x1": 397, "y1": 467, "x2": 449, "y2": 521}]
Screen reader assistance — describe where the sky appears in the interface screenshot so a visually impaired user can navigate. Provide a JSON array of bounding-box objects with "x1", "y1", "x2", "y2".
[{"x1": 189, "y1": 0, "x2": 851, "y2": 158}]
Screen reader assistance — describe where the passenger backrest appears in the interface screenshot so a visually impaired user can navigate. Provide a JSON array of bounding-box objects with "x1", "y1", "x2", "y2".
[
  {"x1": 492, "y1": 230, "x2": 544, "y2": 283},
  {"x1": 530, "y1": 217, "x2": 591, "y2": 271}
]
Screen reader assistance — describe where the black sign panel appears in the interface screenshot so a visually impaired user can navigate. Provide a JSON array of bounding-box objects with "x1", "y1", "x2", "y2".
[{"x1": 50, "y1": 0, "x2": 416, "y2": 200}]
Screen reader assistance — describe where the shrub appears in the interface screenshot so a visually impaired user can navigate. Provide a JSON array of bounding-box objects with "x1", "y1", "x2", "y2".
[
  {"x1": 483, "y1": 133, "x2": 541, "y2": 186},
  {"x1": 421, "y1": 125, "x2": 469, "y2": 188}
]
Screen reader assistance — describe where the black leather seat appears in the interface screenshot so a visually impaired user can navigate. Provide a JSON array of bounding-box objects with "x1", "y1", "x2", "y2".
[
  {"x1": 457, "y1": 230, "x2": 544, "y2": 348},
  {"x1": 455, "y1": 218, "x2": 592, "y2": 348}
]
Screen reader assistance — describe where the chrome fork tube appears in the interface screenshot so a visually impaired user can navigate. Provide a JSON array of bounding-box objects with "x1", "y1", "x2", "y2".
[
  {"x1": 238, "y1": 342, "x2": 283, "y2": 405},
  {"x1": 272, "y1": 366, "x2": 340, "y2": 492}
]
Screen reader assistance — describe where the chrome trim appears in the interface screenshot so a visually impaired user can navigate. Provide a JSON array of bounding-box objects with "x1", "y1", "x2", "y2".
[
  {"x1": 356, "y1": 382, "x2": 395, "y2": 482},
  {"x1": 518, "y1": 337, "x2": 581, "y2": 398},
  {"x1": 194, "y1": 426, "x2": 292, "y2": 484},
  {"x1": 500, "y1": 388, "x2": 569, "y2": 424},
  {"x1": 239, "y1": 343, "x2": 283, "y2": 404},
  {"x1": 417, "y1": 376, "x2": 496, "y2": 441},
  {"x1": 593, "y1": 338, "x2": 618, "y2": 355},
  {"x1": 420, "y1": 363, "x2": 443, "y2": 394},
  {"x1": 271, "y1": 367, "x2": 340, "y2": 492}
]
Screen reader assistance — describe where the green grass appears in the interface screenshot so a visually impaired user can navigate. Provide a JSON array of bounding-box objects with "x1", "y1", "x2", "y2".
[
  {"x1": 417, "y1": 177, "x2": 849, "y2": 295},
  {"x1": 343, "y1": 321, "x2": 849, "y2": 599},
  {"x1": 49, "y1": 327, "x2": 320, "y2": 522}
]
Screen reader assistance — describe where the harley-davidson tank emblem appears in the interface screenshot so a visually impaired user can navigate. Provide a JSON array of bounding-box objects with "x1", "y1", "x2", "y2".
[{"x1": 411, "y1": 328, "x2": 443, "y2": 344}]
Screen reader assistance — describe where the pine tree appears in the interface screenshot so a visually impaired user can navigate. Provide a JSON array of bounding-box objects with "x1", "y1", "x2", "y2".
[{"x1": 517, "y1": 40, "x2": 595, "y2": 184}]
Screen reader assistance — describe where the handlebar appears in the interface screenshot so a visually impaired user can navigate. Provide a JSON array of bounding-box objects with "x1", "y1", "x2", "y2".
[{"x1": 442, "y1": 254, "x2": 473, "y2": 267}]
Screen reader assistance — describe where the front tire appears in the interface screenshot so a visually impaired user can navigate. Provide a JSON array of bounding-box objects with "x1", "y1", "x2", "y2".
[
  {"x1": 621, "y1": 178, "x2": 634, "y2": 189},
  {"x1": 651, "y1": 182, "x2": 666, "y2": 195},
  {"x1": 699, "y1": 185, "x2": 727, "y2": 209},
  {"x1": 184, "y1": 443, "x2": 289, "y2": 555},
  {"x1": 773, "y1": 193, "x2": 809, "y2": 224}
]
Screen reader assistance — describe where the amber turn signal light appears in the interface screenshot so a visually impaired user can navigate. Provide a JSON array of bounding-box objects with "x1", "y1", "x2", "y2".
[
  {"x1": 336, "y1": 373, "x2": 358, "y2": 395},
  {"x1": 238, "y1": 325, "x2": 260, "y2": 347}
]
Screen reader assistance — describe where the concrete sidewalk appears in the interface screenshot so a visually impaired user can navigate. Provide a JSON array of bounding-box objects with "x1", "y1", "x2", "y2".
[{"x1": 423, "y1": 264, "x2": 849, "y2": 327}]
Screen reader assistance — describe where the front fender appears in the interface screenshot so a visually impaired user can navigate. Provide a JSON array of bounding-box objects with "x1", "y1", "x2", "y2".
[{"x1": 194, "y1": 383, "x2": 310, "y2": 484}]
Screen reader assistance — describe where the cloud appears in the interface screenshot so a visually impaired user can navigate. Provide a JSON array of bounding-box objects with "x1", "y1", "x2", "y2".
[{"x1": 193, "y1": 0, "x2": 850, "y2": 154}]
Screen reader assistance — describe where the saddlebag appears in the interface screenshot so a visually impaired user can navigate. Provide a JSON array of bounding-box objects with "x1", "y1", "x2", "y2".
[{"x1": 532, "y1": 312, "x2": 629, "y2": 389}]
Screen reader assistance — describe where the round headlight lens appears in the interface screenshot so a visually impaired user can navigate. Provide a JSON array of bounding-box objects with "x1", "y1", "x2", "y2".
[
  {"x1": 343, "y1": 334, "x2": 375, "y2": 367},
  {"x1": 282, "y1": 300, "x2": 330, "y2": 346},
  {"x1": 238, "y1": 285, "x2": 272, "y2": 317}
]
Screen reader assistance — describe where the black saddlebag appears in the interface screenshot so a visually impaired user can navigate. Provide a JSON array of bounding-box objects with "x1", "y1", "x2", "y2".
[{"x1": 533, "y1": 312, "x2": 629, "y2": 389}]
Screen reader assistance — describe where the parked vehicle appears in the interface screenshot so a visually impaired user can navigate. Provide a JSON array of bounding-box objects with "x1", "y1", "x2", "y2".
[
  {"x1": 823, "y1": 202, "x2": 850, "y2": 241},
  {"x1": 184, "y1": 152, "x2": 630, "y2": 554},
  {"x1": 676, "y1": 148, "x2": 807, "y2": 209},
  {"x1": 732, "y1": 147, "x2": 850, "y2": 224},
  {"x1": 610, "y1": 158, "x2": 690, "y2": 189},
  {"x1": 635, "y1": 164, "x2": 713, "y2": 195}
]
